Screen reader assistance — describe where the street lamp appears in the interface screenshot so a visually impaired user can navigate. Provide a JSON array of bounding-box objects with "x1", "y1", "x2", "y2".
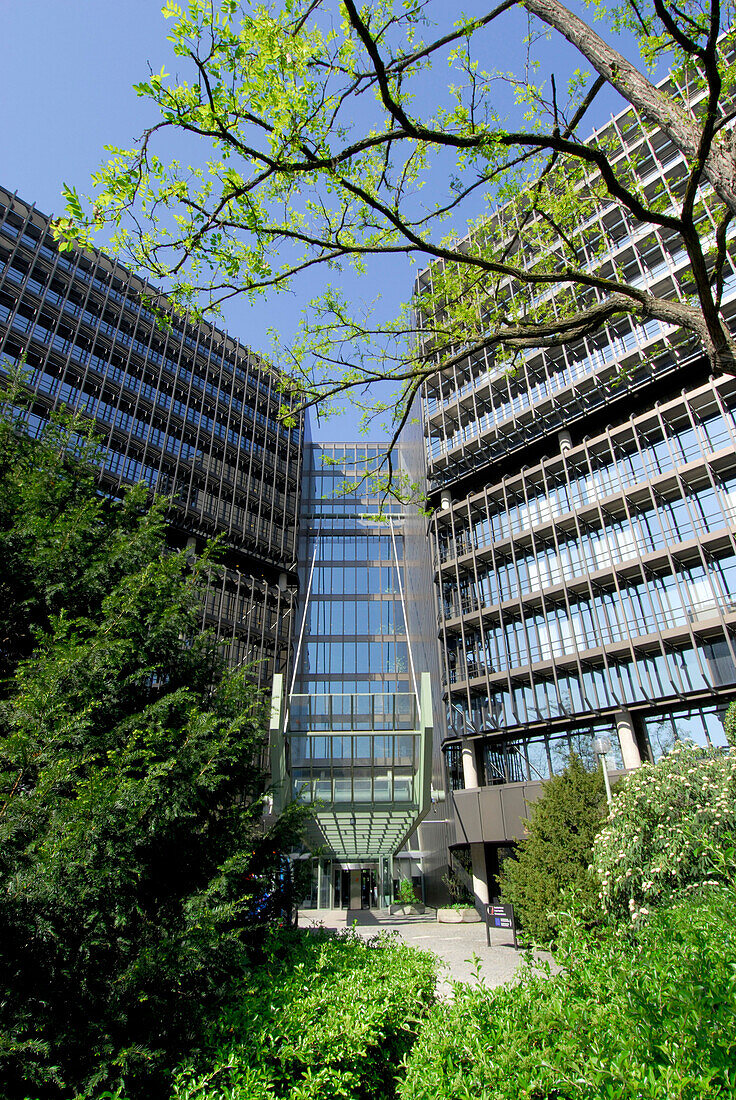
[{"x1": 592, "y1": 736, "x2": 613, "y2": 808}]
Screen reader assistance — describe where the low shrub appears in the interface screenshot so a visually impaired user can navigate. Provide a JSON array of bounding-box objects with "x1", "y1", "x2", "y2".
[
  {"x1": 396, "y1": 878, "x2": 419, "y2": 906},
  {"x1": 172, "y1": 926, "x2": 438, "y2": 1100},
  {"x1": 399, "y1": 888, "x2": 736, "y2": 1100},
  {"x1": 594, "y1": 741, "x2": 736, "y2": 922}
]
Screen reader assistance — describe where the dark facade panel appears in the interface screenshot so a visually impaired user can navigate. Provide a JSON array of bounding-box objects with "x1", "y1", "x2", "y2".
[{"x1": 0, "y1": 185, "x2": 304, "y2": 689}]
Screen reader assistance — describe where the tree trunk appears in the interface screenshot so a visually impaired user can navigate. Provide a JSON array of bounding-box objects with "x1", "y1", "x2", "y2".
[{"x1": 521, "y1": 0, "x2": 736, "y2": 215}]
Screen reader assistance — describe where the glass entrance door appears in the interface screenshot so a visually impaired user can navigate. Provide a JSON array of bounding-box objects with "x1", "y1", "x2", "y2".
[
  {"x1": 333, "y1": 868, "x2": 351, "y2": 909},
  {"x1": 333, "y1": 865, "x2": 380, "y2": 908},
  {"x1": 360, "y1": 867, "x2": 378, "y2": 909}
]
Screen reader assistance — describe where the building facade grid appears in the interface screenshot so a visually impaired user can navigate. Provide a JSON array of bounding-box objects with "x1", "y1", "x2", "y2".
[
  {"x1": 418, "y1": 61, "x2": 736, "y2": 879},
  {"x1": 0, "y1": 186, "x2": 304, "y2": 686}
]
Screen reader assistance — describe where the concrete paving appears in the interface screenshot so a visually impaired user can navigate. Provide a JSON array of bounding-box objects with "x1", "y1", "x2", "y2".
[{"x1": 298, "y1": 907, "x2": 542, "y2": 997}]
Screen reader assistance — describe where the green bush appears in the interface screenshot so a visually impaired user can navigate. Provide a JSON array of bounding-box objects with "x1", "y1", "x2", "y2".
[
  {"x1": 724, "y1": 700, "x2": 736, "y2": 748},
  {"x1": 399, "y1": 888, "x2": 736, "y2": 1100},
  {"x1": 500, "y1": 753, "x2": 606, "y2": 944},
  {"x1": 594, "y1": 740, "x2": 736, "y2": 923},
  {"x1": 171, "y1": 927, "x2": 439, "y2": 1100}
]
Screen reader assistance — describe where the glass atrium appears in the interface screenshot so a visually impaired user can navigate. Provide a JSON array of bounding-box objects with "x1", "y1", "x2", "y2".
[{"x1": 272, "y1": 442, "x2": 433, "y2": 909}]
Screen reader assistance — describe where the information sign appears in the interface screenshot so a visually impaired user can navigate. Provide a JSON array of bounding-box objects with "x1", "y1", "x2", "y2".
[{"x1": 485, "y1": 902, "x2": 517, "y2": 948}]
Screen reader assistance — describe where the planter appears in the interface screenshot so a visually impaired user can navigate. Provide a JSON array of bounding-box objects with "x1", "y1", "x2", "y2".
[
  {"x1": 437, "y1": 907, "x2": 480, "y2": 923},
  {"x1": 389, "y1": 903, "x2": 426, "y2": 916}
]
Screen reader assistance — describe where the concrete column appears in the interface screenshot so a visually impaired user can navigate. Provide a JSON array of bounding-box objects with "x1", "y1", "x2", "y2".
[
  {"x1": 470, "y1": 842, "x2": 490, "y2": 912},
  {"x1": 440, "y1": 490, "x2": 452, "y2": 511},
  {"x1": 616, "y1": 708, "x2": 642, "y2": 770},
  {"x1": 558, "y1": 429, "x2": 573, "y2": 452},
  {"x1": 278, "y1": 571, "x2": 288, "y2": 592},
  {"x1": 461, "y1": 738, "x2": 479, "y2": 789}
]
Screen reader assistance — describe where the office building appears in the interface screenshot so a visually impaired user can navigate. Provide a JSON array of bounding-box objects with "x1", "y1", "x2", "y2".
[
  {"x1": 0, "y1": 185, "x2": 303, "y2": 690},
  {"x1": 420, "y1": 72, "x2": 736, "y2": 901}
]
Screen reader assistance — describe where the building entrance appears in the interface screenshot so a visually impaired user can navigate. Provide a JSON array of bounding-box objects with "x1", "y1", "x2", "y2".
[
  {"x1": 309, "y1": 856, "x2": 403, "y2": 910},
  {"x1": 330, "y1": 863, "x2": 381, "y2": 909}
]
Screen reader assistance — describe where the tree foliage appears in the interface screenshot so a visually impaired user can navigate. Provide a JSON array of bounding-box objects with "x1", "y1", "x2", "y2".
[
  {"x1": 0, "y1": 405, "x2": 304, "y2": 1099},
  {"x1": 57, "y1": 0, "x2": 736, "y2": 452},
  {"x1": 500, "y1": 752, "x2": 606, "y2": 944},
  {"x1": 724, "y1": 698, "x2": 736, "y2": 746},
  {"x1": 0, "y1": 395, "x2": 165, "y2": 688}
]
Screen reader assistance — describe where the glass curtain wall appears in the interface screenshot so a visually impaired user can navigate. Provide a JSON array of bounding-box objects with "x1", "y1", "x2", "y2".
[
  {"x1": 291, "y1": 441, "x2": 415, "y2": 794},
  {"x1": 435, "y1": 379, "x2": 736, "y2": 754},
  {"x1": 419, "y1": 53, "x2": 736, "y2": 846},
  {"x1": 289, "y1": 442, "x2": 421, "y2": 907}
]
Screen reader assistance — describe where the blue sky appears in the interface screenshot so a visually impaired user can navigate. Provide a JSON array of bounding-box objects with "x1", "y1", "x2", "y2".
[
  {"x1": 1, "y1": 1, "x2": 638, "y2": 440},
  {"x1": 1, "y1": 1, "x2": 407, "y2": 438}
]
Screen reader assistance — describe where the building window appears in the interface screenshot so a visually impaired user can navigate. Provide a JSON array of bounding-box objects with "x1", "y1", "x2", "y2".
[
  {"x1": 642, "y1": 703, "x2": 730, "y2": 761},
  {"x1": 445, "y1": 744, "x2": 464, "y2": 791},
  {"x1": 480, "y1": 741, "x2": 526, "y2": 785}
]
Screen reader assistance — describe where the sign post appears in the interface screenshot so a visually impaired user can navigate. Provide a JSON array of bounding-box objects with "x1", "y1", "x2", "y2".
[{"x1": 485, "y1": 902, "x2": 517, "y2": 948}]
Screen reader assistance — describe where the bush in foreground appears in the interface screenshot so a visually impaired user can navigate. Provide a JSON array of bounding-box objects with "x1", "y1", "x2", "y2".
[
  {"x1": 399, "y1": 888, "x2": 736, "y2": 1100},
  {"x1": 594, "y1": 741, "x2": 736, "y2": 923},
  {"x1": 171, "y1": 927, "x2": 439, "y2": 1100}
]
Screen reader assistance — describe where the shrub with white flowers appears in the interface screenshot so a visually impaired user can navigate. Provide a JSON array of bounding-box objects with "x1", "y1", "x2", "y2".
[{"x1": 593, "y1": 740, "x2": 736, "y2": 923}]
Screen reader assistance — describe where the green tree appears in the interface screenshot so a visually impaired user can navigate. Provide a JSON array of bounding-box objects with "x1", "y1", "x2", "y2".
[
  {"x1": 500, "y1": 753, "x2": 606, "y2": 944},
  {"x1": 0, "y1": 408, "x2": 304, "y2": 1099},
  {"x1": 0, "y1": 391, "x2": 166, "y2": 687},
  {"x1": 57, "y1": 0, "x2": 736, "y2": 453},
  {"x1": 724, "y1": 699, "x2": 736, "y2": 747}
]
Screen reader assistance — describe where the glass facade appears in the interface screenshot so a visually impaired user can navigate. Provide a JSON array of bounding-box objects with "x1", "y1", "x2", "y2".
[
  {"x1": 422, "y1": 65, "x2": 736, "y2": 824},
  {"x1": 0, "y1": 185, "x2": 304, "y2": 688},
  {"x1": 293, "y1": 444, "x2": 412, "y2": 692},
  {"x1": 433, "y1": 379, "x2": 736, "y2": 760},
  {"x1": 288, "y1": 445, "x2": 422, "y2": 803},
  {"x1": 275, "y1": 442, "x2": 439, "y2": 904},
  {"x1": 642, "y1": 702, "x2": 731, "y2": 760}
]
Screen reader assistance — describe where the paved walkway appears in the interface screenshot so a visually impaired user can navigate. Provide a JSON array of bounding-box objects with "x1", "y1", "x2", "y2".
[{"x1": 299, "y1": 907, "x2": 539, "y2": 996}]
